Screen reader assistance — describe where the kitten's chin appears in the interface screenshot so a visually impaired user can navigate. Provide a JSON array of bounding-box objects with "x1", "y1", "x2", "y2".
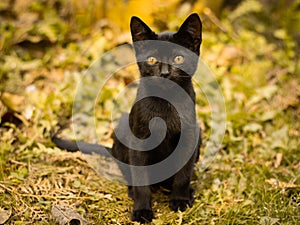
[{"x1": 160, "y1": 73, "x2": 171, "y2": 79}]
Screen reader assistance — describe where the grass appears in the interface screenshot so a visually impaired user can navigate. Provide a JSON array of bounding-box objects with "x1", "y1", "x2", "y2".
[{"x1": 1, "y1": 1, "x2": 300, "y2": 224}]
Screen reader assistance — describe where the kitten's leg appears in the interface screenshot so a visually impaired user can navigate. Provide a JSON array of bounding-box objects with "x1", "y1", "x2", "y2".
[
  {"x1": 130, "y1": 152, "x2": 154, "y2": 223},
  {"x1": 111, "y1": 137, "x2": 134, "y2": 199},
  {"x1": 169, "y1": 155, "x2": 196, "y2": 212},
  {"x1": 169, "y1": 127, "x2": 200, "y2": 212},
  {"x1": 131, "y1": 185, "x2": 153, "y2": 223}
]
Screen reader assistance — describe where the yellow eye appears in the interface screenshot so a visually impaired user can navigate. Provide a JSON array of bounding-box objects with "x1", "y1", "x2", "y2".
[
  {"x1": 147, "y1": 56, "x2": 158, "y2": 65},
  {"x1": 174, "y1": 55, "x2": 184, "y2": 64}
]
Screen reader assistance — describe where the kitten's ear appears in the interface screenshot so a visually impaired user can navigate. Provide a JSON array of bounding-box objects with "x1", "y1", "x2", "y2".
[
  {"x1": 130, "y1": 16, "x2": 157, "y2": 42},
  {"x1": 175, "y1": 13, "x2": 202, "y2": 53}
]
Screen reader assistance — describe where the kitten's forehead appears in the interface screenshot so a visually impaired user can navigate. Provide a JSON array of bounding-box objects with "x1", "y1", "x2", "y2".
[
  {"x1": 156, "y1": 32, "x2": 196, "y2": 54},
  {"x1": 135, "y1": 40, "x2": 194, "y2": 59},
  {"x1": 157, "y1": 32, "x2": 175, "y2": 41},
  {"x1": 140, "y1": 41, "x2": 189, "y2": 56}
]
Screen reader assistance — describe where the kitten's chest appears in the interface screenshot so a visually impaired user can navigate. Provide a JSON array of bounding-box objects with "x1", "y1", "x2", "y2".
[
  {"x1": 147, "y1": 98, "x2": 175, "y2": 115},
  {"x1": 132, "y1": 97, "x2": 181, "y2": 132}
]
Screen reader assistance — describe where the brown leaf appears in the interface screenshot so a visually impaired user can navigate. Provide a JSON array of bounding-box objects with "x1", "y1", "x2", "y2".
[
  {"x1": 266, "y1": 178, "x2": 300, "y2": 190},
  {"x1": 51, "y1": 205, "x2": 91, "y2": 225},
  {"x1": 274, "y1": 153, "x2": 283, "y2": 168},
  {"x1": 0, "y1": 207, "x2": 12, "y2": 224}
]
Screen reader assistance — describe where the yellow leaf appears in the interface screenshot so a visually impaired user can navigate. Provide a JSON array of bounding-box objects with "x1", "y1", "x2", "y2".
[{"x1": 1, "y1": 92, "x2": 25, "y2": 112}]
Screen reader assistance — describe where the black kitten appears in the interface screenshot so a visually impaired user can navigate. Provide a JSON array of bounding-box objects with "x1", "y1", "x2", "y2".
[{"x1": 53, "y1": 13, "x2": 202, "y2": 223}]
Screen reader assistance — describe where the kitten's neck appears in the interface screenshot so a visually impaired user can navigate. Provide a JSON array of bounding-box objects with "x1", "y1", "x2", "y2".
[{"x1": 137, "y1": 77, "x2": 195, "y2": 103}]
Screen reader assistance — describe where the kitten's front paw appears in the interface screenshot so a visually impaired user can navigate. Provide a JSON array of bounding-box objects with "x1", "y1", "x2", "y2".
[
  {"x1": 170, "y1": 189, "x2": 195, "y2": 212},
  {"x1": 169, "y1": 199, "x2": 193, "y2": 212},
  {"x1": 131, "y1": 209, "x2": 154, "y2": 223}
]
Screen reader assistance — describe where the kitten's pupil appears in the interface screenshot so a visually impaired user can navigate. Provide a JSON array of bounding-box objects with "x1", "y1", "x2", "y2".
[
  {"x1": 174, "y1": 55, "x2": 184, "y2": 64},
  {"x1": 147, "y1": 56, "x2": 158, "y2": 65}
]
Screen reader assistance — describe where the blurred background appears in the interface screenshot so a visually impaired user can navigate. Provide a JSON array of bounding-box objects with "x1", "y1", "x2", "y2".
[
  {"x1": 1, "y1": 0, "x2": 300, "y2": 55},
  {"x1": 1, "y1": 0, "x2": 299, "y2": 124}
]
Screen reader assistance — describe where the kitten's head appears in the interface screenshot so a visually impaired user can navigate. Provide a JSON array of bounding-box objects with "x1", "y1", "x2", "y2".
[{"x1": 130, "y1": 13, "x2": 202, "y2": 80}]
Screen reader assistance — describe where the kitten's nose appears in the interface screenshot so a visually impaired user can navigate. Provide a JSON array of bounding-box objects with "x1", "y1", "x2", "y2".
[{"x1": 161, "y1": 63, "x2": 170, "y2": 77}]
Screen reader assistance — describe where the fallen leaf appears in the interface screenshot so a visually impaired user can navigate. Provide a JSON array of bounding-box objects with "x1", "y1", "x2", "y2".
[
  {"x1": 259, "y1": 216, "x2": 279, "y2": 225},
  {"x1": 269, "y1": 126, "x2": 289, "y2": 150},
  {"x1": 247, "y1": 85, "x2": 278, "y2": 107},
  {"x1": 51, "y1": 205, "x2": 91, "y2": 225},
  {"x1": 266, "y1": 178, "x2": 300, "y2": 189},
  {"x1": 243, "y1": 122, "x2": 262, "y2": 132},
  {"x1": 0, "y1": 207, "x2": 12, "y2": 224},
  {"x1": 259, "y1": 110, "x2": 278, "y2": 122},
  {"x1": 1, "y1": 92, "x2": 25, "y2": 112},
  {"x1": 274, "y1": 152, "x2": 283, "y2": 168}
]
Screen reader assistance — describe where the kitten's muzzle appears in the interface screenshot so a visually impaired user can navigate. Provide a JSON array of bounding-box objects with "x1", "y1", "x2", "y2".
[{"x1": 160, "y1": 63, "x2": 170, "y2": 77}]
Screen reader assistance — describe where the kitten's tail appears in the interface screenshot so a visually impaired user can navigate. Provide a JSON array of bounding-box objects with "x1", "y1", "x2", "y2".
[{"x1": 52, "y1": 136, "x2": 111, "y2": 157}]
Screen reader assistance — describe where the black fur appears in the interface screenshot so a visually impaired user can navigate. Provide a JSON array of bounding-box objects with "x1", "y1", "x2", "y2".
[{"x1": 53, "y1": 13, "x2": 202, "y2": 223}]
